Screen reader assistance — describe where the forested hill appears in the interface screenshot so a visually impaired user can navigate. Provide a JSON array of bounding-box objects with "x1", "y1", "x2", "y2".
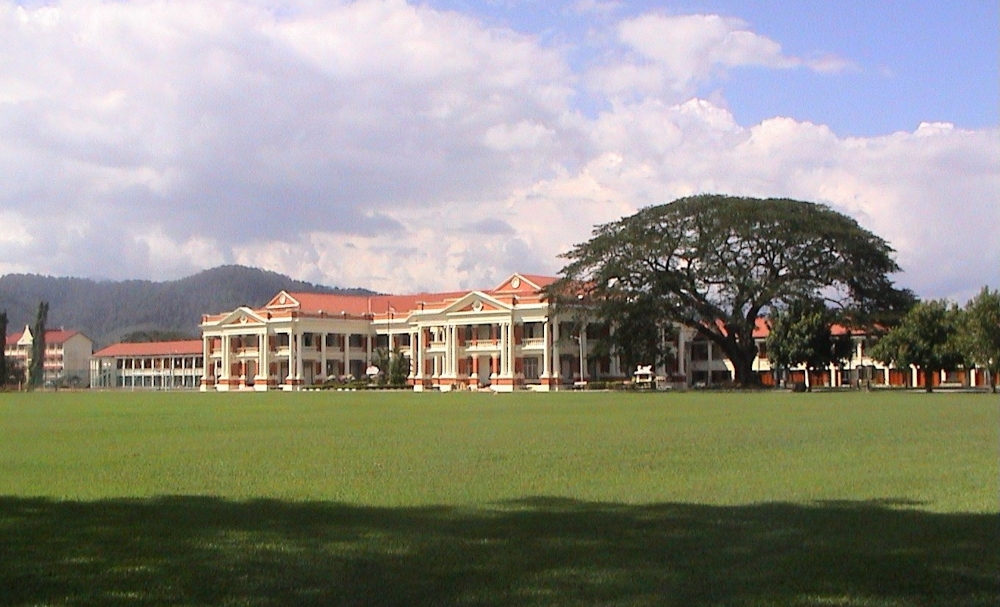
[{"x1": 0, "y1": 265, "x2": 375, "y2": 348}]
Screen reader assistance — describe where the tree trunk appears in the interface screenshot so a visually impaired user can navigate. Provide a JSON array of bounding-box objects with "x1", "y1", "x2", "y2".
[
  {"x1": 924, "y1": 368, "x2": 934, "y2": 393},
  {"x1": 704, "y1": 333, "x2": 759, "y2": 388},
  {"x1": 729, "y1": 350, "x2": 760, "y2": 387}
]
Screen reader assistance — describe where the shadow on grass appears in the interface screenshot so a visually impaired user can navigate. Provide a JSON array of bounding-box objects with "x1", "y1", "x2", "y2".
[{"x1": 1, "y1": 496, "x2": 997, "y2": 607}]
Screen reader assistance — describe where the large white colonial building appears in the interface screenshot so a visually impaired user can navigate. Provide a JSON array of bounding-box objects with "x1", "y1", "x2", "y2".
[{"x1": 199, "y1": 274, "x2": 624, "y2": 392}]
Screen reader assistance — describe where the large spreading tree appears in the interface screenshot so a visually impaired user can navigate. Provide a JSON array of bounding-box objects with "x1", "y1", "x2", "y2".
[{"x1": 550, "y1": 194, "x2": 912, "y2": 386}]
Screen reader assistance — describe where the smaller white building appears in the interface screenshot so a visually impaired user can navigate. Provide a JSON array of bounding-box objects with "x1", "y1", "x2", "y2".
[{"x1": 4, "y1": 327, "x2": 94, "y2": 387}]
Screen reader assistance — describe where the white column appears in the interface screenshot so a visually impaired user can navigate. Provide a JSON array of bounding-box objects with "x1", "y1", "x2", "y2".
[
  {"x1": 320, "y1": 333, "x2": 328, "y2": 381},
  {"x1": 541, "y1": 321, "x2": 550, "y2": 378},
  {"x1": 442, "y1": 326, "x2": 450, "y2": 376},
  {"x1": 221, "y1": 335, "x2": 231, "y2": 381},
  {"x1": 201, "y1": 334, "x2": 212, "y2": 388},
  {"x1": 551, "y1": 320, "x2": 561, "y2": 379},
  {"x1": 294, "y1": 332, "x2": 304, "y2": 381},
  {"x1": 257, "y1": 331, "x2": 269, "y2": 389},
  {"x1": 497, "y1": 323, "x2": 505, "y2": 376},
  {"x1": 499, "y1": 322, "x2": 509, "y2": 376},
  {"x1": 507, "y1": 322, "x2": 516, "y2": 377},
  {"x1": 450, "y1": 325, "x2": 457, "y2": 376},
  {"x1": 677, "y1": 327, "x2": 687, "y2": 382},
  {"x1": 417, "y1": 329, "x2": 425, "y2": 377},
  {"x1": 285, "y1": 331, "x2": 296, "y2": 384},
  {"x1": 409, "y1": 330, "x2": 418, "y2": 379},
  {"x1": 342, "y1": 333, "x2": 350, "y2": 379}
]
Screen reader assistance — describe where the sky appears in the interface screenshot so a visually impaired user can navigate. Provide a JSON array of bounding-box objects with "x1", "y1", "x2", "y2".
[{"x1": 0, "y1": 0, "x2": 997, "y2": 301}]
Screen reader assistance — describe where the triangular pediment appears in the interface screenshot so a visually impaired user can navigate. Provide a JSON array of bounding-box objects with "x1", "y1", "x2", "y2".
[
  {"x1": 218, "y1": 307, "x2": 268, "y2": 327},
  {"x1": 493, "y1": 273, "x2": 546, "y2": 294},
  {"x1": 265, "y1": 291, "x2": 300, "y2": 310},
  {"x1": 440, "y1": 291, "x2": 510, "y2": 315}
]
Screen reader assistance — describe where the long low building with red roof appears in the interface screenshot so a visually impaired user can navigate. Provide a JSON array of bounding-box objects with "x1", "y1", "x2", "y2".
[{"x1": 90, "y1": 340, "x2": 205, "y2": 389}]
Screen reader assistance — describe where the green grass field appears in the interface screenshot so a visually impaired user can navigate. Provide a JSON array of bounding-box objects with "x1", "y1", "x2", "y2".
[{"x1": 1, "y1": 390, "x2": 997, "y2": 606}]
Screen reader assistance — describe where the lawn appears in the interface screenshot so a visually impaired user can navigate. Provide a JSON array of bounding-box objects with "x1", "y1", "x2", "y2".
[{"x1": 1, "y1": 390, "x2": 997, "y2": 606}]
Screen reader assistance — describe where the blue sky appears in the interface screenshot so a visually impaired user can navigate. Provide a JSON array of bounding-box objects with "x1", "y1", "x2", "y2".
[
  {"x1": 424, "y1": 0, "x2": 999, "y2": 136},
  {"x1": 0, "y1": 0, "x2": 997, "y2": 299}
]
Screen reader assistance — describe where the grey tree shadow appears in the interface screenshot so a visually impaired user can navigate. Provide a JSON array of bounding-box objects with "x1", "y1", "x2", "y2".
[{"x1": 1, "y1": 496, "x2": 997, "y2": 606}]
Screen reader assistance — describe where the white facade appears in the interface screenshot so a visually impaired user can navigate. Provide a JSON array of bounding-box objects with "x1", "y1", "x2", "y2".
[
  {"x1": 199, "y1": 274, "x2": 619, "y2": 392},
  {"x1": 4, "y1": 327, "x2": 93, "y2": 387},
  {"x1": 90, "y1": 340, "x2": 205, "y2": 389}
]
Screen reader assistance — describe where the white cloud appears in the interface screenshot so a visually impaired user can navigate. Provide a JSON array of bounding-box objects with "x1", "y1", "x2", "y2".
[
  {"x1": 590, "y1": 13, "x2": 853, "y2": 100},
  {"x1": 0, "y1": 1, "x2": 994, "y2": 303}
]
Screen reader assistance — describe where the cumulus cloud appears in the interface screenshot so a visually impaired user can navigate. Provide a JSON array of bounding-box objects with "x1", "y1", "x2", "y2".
[
  {"x1": 590, "y1": 13, "x2": 854, "y2": 100},
  {"x1": 0, "y1": 0, "x2": 995, "y2": 301}
]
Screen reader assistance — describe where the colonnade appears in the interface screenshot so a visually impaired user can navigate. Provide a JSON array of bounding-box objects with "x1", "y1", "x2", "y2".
[{"x1": 200, "y1": 313, "x2": 622, "y2": 391}]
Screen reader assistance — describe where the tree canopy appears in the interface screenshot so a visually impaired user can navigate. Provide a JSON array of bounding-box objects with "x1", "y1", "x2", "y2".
[
  {"x1": 869, "y1": 300, "x2": 965, "y2": 392},
  {"x1": 960, "y1": 287, "x2": 1000, "y2": 392},
  {"x1": 28, "y1": 301, "x2": 49, "y2": 388},
  {"x1": 551, "y1": 194, "x2": 912, "y2": 386},
  {"x1": 765, "y1": 299, "x2": 853, "y2": 390},
  {"x1": 0, "y1": 310, "x2": 7, "y2": 388}
]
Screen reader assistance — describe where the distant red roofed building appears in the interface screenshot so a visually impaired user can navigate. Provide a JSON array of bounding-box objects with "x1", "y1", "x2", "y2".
[
  {"x1": 4, "y1": 327, "x2": 93, "y2": 387},
  {"x1": 90, "y1": 340, "x2": 204, "y2": 389}
]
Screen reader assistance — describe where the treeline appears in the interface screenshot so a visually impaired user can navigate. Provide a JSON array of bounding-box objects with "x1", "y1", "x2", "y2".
[
  {"x1": 766, "y1": 287, "x2": 1000, "y2": 392},
  {"x1": 0, "y1": 265, "x2": 374, "y2": 348}
]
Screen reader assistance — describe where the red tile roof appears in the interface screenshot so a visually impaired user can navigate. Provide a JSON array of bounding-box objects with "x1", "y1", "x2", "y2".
[
  {"x1": 273, "y1": 274, "x2": 559, "y2": 318},
  {"x1": 94, "y1": 340, "x2": 203, "y2": 358},
  {"x1": 199, "y1": 274, "x2": 562, "y2": 324},
  {"x1": 518, "y1": 274, "x2": 559, "y2": 289},
  {"x1": 5, "y1": 329, "x2": 86, "y2": 347}
]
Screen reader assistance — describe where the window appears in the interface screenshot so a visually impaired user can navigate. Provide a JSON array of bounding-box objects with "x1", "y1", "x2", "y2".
[
  {"x1": 523, "y1": 357, "x2": 539, "y2": 379},
  {"x1": 691, "y1": 342, "x2": 709, "y2": 361}
]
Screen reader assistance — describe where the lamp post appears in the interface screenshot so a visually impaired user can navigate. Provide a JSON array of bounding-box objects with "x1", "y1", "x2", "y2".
[
  {"x1": 572, "y1": 330, "x2": 585, "y2": 385},
  {"x1": 575, "y1": 293, "x2": 588, "y2": 385}
]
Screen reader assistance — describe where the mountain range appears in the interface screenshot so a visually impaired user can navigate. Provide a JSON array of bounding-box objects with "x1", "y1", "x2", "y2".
[{"x1": 0, "y1": 265, "x2": 374, "y2": 348}]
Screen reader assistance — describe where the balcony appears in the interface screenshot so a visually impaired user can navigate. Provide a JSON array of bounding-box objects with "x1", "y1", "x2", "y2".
[{"x1": 465, "y1": 339, "x2": 499, "y2": 351}]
